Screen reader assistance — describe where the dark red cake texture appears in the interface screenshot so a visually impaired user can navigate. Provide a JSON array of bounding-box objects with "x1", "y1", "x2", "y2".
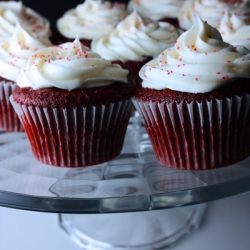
[
  {"x1": 159, "y1": 17, "x2": 180, "y2": 29},
  {"x1": 55, "y1": 31, "x2": 92, "y2": 48},
  {"x1": 11, "y1": 83, "x2": 135, "y2": 167},
  {"x1": 134, "y1": 79, "x2": 250, "y2": 170},
  {"x1": 12, "y1": 83, "x2": 135, "y2": 108},
  {"x1": 112, "y1": 56, "x2": 152, "y2": 85},
  {"x1": 0, "y1": 76, "x2": 23, "y2": 132}
]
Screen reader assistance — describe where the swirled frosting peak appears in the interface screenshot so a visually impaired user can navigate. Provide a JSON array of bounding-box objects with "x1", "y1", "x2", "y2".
[
  {"x1": 218, "y1": 10, "x2": 250, "y2": 50},
  {"x1": 91, "y1": 11, "x2": 180, "y2": 61},
  {"x1": 0, "y1": 1, "x2": 51, "y2": 39},
  {"x1": 0, "y1": 23, "x2": 51, "y2": 82},
  {"x1": 178, "y1": 0, "x2": 250, "y2": 31},
  {"x1": 56, "y1": 0, "x2": 127, "y2": 40},
  {"x1": 17, "y1": 38, "x2": 128, "y2": 90},
  {"x1": 128, "y1": 0, "x2": 185, "y2": 20},
  {"x1": 140, "y1": 15, "x2": 250, "y2": 93}
]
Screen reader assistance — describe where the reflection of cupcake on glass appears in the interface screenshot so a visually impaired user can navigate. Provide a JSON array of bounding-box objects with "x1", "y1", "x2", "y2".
[
  {"x1": 56, "y1": 0, "x2": 128, "y2": 47},
  {"x1": 133, "y1": 16, "x2": 250, "y2": 170},
  {"x1": 218, "y1": 10, "x2": 250, "y2": 50},
  {"x1": 0, "y1": 1, "x2": 51, "y2": 39},
  {"x1": 178, "y1": 0, "x2": 250, "y2": 31},
  {"x1": 91, "y1": 11, "x2": 180, "y2": 85},
  {"x1": 0, "y1": 23, "x2": 50, "y2": 132},
  {"x1": 10, "y1": 38, "x2": 134, "y2": 167},
  {"x1": 127, "y1": 0, "x2": 185, "y2": 28}
]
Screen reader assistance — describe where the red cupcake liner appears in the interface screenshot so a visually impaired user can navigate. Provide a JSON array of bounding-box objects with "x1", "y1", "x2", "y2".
[
  {"x1": 0, "y1": 81, "x2": 23, "y2": 132},
  {"x1": 10, "y1": 96, "x2": 133, "y2": 167},
  {"x1": 133, "y1": 94, "x2": 250, "y2": 170}
]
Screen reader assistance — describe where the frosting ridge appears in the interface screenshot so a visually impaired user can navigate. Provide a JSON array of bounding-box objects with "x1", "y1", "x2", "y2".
[
  {"x1": 56, "y1": 0, "x2": 127, "y2": 40},
  {"x1": 140, "y1": 16, "x2": 250, "y2": 93},
  {"x1": 91, "y1": 11, "x2": 180, "y2": 61},
  {"x1": 0, "y1": 1, "x2": 51, "y2": 39},
  {"x1": 218, "y1": 10, "x2": 250, "y2": 50},
  {"x1": 178, "y1": 0, "x2": 250, "y2": 31},
  {"x1": 0, "y1": 23, "x2": 50, "y2": 82},
  {"x1": 127, "y1": 0, "x2": 185, "y2": 20},
  {"x1": 17, "y1": 38, "x2": 128, "y2": 90}
]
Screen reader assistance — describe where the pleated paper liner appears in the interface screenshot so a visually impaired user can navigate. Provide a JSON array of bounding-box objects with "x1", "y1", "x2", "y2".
[
  {"x1": 10, "y1": 96, "x2": 133, "y2": 167},
  {"x1": 133, "y1": 94, "x2": 250, "y2": 170},
  {"x1": 0, "y1": 81, "x2": 23, "y2": 132}
]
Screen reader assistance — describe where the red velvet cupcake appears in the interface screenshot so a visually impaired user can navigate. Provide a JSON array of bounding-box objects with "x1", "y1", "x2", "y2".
[
  {"x1": 127, "y1": 0, "x2": 185, "y2": 29},
  {"x1": 133, "y1": 16, "x2": 250, "y2": 170},
  {"x1": 56, "y1": 0, "x2": 127, "y2": 47},
  {"x1": 10, "y1": 38, "x2": 134, "y2": 167},
  {"x1": 0, "y1": 23, "x2": 50, "y2": 132},
  {"x1": 91, "y1": 11, "x2": 179, "y2": 85}
]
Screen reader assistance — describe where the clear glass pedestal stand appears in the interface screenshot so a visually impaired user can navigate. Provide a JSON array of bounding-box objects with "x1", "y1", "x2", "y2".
[{"x1": 59, "y1": 203, "x2": 206, "y2": 250}]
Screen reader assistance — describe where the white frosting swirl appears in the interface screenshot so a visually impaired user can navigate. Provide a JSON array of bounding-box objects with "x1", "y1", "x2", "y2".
[
  {"x1": 56, "y1": 0, "x2": 127, "y2": 40},
  {"x1": 140, "y1": 16, "x2": 250, "y2": 93},
  {"x1": 0, "y1": 23, "x2": 50, "y2": 82},
  {"x1": 17, "y1": 38, "x2": 128, "y2": 90},
  {"x1": 178, "y1": 0, "x2": 250, "y2": 31},
  {"x1": 0, "y1": 1, "x2": 51, "y2": 39},
  {"x1": 218, "y1": 10, "x2": 250, "y2": 50},
  {"x1": 91, "y1": 11, "x2": 180, "y2": 61},
  {"x1": 127, "y1": 0, "x2": 185, "y2": 20}
]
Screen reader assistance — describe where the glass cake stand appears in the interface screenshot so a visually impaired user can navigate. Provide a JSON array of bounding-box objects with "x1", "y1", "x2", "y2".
[{"x1": 0, "y1": 122, "x2": 250, "y2": 249}]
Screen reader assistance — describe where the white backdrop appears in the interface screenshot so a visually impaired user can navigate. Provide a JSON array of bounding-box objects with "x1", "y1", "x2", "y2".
[{"x1": 1, "y1": 192, "x2": 250, "y2": 250}]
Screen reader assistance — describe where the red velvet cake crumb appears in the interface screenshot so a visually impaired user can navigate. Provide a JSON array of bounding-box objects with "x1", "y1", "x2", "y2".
[
  {"x1": 12, "y1": 83, "x2": 135, "y2": 108},
  {"x1": 112, "y1": 57, "x2": 152, "y2": 85},
  {"x1": 135, "y1": 79, "x2": 250, "y2": 103}
]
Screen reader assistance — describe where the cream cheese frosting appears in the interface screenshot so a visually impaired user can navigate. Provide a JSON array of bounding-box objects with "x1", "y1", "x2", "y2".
[
  {"x1": 127, "y1": 0, "x2": 185, "y2": 20},
  {"x1": 17, "y1": 38, "x2": 128, "y2": 90},
  {"x1": 0, "y1": 1, "x2": 51, "y2": 39},
  {"x1": 178, "y1": 0, "x2": 250, "y2": 31},
  {"x1": 140, "y1": 16, "x2": 250, "y2": 93},
  {"x1": 56, "y1": 0, "x2": 127, "y2": 40},
  {"x1": 0, "y1": 23, "x2": 51, "y2": 82},
  {"x1": 91, "y1": 11, "x2": 180, "y2": 62},
  {"x1": 218, "y1": 10, "x2": 250, "y2": 50}
]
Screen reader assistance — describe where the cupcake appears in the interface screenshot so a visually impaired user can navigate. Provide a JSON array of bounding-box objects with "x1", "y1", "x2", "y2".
[
  {"x1": 127, "y1": 0, "x2": 185, "y2": 28},
  {"x1": 218, "y1": 10, "x2": 250, "y2": 50},
  {"x1": 10, "y1": 38, "x2": 134, "y2": 167},
  {"x1": 178, "y1": 0, "x2": 250, "y2": 31},
  {"x1": 0, "y1": 1, "x2": 51, "y2": 39},
  {"x1": 0, "y1": 23, "x2": 51, "y2": 132},
  {"x1": 133, "y1": 16, "x2": 250, "y2": 170},
  {"x1": 91, "y1": 10, "x2": 180, "y2": 85},
  {"x1": 56, "y1": 0, "x2": 127, "y2": 47}
]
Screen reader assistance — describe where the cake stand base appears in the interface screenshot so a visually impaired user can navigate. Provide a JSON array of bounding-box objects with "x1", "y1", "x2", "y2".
[{"x1": 59, "y1": 203, "x2": 206, "y2": 250}]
